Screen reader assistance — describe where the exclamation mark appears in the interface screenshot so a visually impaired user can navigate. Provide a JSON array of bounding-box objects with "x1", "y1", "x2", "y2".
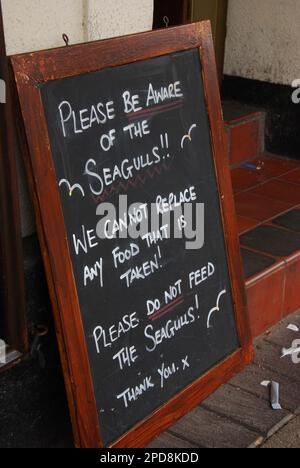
[
  {"x1": 195, "y1": 294, "x2": 200, "y2": 320},
  {"x1": 160, "y1": 133, "x2": 170, "y2": 159},
  {"x1": 157, "y1": 245, "x2": 162, "y2": 259},
  {"x1": 157, "y1": 245, "x2": 163, "y2": 269},
  {"x1": 165, "y1": 133, "x2": 170, "y2": 158}
]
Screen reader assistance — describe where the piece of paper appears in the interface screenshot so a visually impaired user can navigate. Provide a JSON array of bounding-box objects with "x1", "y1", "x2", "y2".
[
  {"x1": 281, "y1": 346, "x2": 300, "y2": 358},
  {"x1": 261, "y1": 381, "x2": 271, "y2": 387}
]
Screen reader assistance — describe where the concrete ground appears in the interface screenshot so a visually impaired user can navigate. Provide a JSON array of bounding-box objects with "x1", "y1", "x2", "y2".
[
  {"x1": 149, "y1": 309, "x2": 300, "y2": 449},
  {"x1": 262, "y1": 415, "x2": 300, "y2": 448}
]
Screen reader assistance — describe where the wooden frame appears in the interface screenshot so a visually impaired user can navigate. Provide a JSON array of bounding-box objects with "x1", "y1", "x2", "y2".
[
  {"x1": 0, "y1": 0, "x2": 27, "y2": 355},
  {"x1": 11, "y1": 22, "x2": 253, "y2": 448}
]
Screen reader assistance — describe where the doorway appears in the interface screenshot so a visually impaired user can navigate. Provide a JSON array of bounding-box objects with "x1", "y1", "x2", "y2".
[{"x1": 153, "y1": 0, "x2": 228, "y2": 82}]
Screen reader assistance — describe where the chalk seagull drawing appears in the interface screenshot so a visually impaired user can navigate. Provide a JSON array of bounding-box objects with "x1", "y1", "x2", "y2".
[
  {"x1": 59, "y1": 179, "x2": 85, "y2": 197},
  {"x1": 207, "y1": 289, "x2": 227, "y2": 329},
  {"x1": 181, "y1": 124, "x2": 197, "y2": 149}
]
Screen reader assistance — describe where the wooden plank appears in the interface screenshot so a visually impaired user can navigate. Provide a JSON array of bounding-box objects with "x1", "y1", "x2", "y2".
[
  {"x1": 202, "y1": 384, "x2": 291, "y2": 436},
  {"x1": 169, "y1": 406, "x2": 261, "y2": 448},
  {"x1": 0, "y1": 0, "x2": 27, "y2": 352}
]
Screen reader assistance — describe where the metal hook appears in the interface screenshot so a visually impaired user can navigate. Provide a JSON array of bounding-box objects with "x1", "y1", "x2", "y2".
[
  {"x1": 163, "y1": 16, "x2": 170, "y2": 28},
  {"x1": 34, "y1": 324, "x2": 49, "y2": 338},
  {"x1": 62, "y1": 33, "x2": 70, "y2": 46}
]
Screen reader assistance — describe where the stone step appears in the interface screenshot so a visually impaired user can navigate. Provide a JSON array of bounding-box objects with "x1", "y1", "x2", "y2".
[{"x1": 223, "y1": 100, "x2": 266, "y2": 166}]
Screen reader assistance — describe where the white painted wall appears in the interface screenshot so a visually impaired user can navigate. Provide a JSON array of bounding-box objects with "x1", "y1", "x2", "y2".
[
  {"x1": 2, "y1": 0, "x2": 84, "y2": 54},
  {"x1": 224, "y1": 0, "x2": 300, "y2": 86},
  {"x1": 86, "y1": 0, "x2": 154, "y2": 41},
  {"x1": 1, "y1": 0, "x2": 154, "y2": 236}
]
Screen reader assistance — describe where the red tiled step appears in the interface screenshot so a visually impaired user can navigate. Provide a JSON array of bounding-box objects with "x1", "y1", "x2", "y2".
[
  {"x1": 235, "y1": 191, "x2": 291, "y2": 223},
  {"x1": 231, "y1": 151, "x2": 300, "y2": 338},
  {"x1": 241, "y1": 224, "x2": 300, "y2": 258},
  {"x1": 223, "y1": 101, "x2": 265, "y2": 167},
  {"x1": 242, "y1": 247, "x2": 286, "y2": 338},
  {"x1": 237, "y1": 215, "x2": 258, "y2": 235},
  {"x1": 231, "y1": 154, "x2": 300, "y2": 196},
  {"x1": 280, "y1": 168, "x2": 300, "y2": 184},
  {"x1": 224, "y1": 100, "x2": 300, "y2": 338},
  {"x1": 252, "y1": 180, "x2": 300, "y2": 206},
  {"x1": 240, "y1": 211, "x2": 300, "y2": 338},
  {"x1": 232, "y1": 154, "x2": 300, "y2": 234}
]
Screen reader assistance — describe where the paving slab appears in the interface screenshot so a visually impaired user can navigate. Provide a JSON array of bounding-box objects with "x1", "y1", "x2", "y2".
[
  {"x1": 262, "y1": 415, "x2": 300, "y2": 449},
  {"x1": 169, "y1": 407, "x2": 261, "y2": 449},
  {"x1": 202, "y1": 384, "x2": 292, "y2": 436},
  {"x1": 264, "y1": 310, "x2": 300, "y2": 348},
  {"x1": 254, "y1": 339, "x2": 300, "y2": 383},
  {"x1": 147, "y1": 432, "x2": 197, "y2": 449},
  {"x1": 230, "y1": 363, "x2": 300, "y2": 413}
]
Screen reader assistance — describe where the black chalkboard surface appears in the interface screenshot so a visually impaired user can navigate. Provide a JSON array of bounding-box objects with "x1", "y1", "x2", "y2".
[
  {"x1": 13, "y1": 22, "x2": 252, "y2": 448},
  {"x1": 41, "y1": 48, "x2": 239, "y2": 446}
]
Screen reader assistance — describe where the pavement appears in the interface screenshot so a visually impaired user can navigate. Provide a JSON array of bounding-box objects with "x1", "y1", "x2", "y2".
[
  {"x1": 148, "y1": 309, "x2": 300, "y2": 449},
  {"x1": 262, "y1": 415, "x2": 300, "y2": 448}
]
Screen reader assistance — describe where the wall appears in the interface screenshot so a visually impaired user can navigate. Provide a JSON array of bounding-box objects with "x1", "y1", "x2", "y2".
[
  {"x1": 2, "y1": 0, "x2": 154, "y2": 237},
  {"x1": 224, "y1": 0, "x2": 299, "y2": 86},
  {"x1": 86, "y1": 0, "x2": 153, "y2": 41}
]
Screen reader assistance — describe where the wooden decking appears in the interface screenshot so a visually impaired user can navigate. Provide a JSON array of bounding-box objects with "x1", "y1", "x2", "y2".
[{"x1": 148, "y1": 309, "x2": 300, "y2": 448}]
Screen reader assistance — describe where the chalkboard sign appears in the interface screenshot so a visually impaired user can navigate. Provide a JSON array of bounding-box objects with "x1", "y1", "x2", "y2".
[{"x1": 12, "y1": 22, "x2": 252, "y2": 448}]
